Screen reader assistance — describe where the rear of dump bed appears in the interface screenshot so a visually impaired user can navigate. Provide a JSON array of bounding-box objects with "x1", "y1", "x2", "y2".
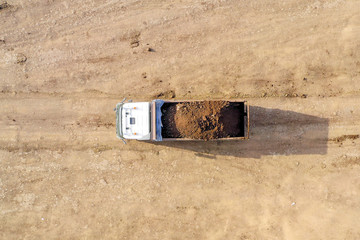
[{"x1": 150, "y1": 100, "x2": 249, "y2": 141}]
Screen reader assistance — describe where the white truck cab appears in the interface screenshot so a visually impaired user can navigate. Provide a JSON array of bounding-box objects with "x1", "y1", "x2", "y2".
[{"x1": 115, "y1": 100, "x2": 151, "y2": 141}]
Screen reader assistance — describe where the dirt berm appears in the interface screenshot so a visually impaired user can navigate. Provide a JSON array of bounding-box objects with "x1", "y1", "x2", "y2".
[{"x1": 161, "y1": 101, "x2": 241, "y2": 140}]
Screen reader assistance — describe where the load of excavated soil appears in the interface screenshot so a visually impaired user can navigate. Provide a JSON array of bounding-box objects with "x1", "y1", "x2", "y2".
[{"x1": 161, "y1": 101, "x2": 241, "y2": 140}]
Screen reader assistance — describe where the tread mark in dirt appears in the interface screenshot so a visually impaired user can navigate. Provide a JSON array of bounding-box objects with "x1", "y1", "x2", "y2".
[{"x1": 330, "y1": 134, "x2": 359, "y2": 142}]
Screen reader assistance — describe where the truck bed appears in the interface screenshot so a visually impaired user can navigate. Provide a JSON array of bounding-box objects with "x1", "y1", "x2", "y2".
[{"x1": 150, "y1": 100, "x2": 249, "y2": 141}]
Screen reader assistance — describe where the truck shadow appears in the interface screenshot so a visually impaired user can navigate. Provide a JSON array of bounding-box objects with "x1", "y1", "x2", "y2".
[{"x1": 145, "y1": 106, "x2": 329, "y2": 159}]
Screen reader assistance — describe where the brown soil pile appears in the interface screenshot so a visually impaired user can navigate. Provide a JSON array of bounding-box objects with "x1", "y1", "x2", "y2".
[{"x1": 162, "y1": 101, "x2": 242, "y2": 140}]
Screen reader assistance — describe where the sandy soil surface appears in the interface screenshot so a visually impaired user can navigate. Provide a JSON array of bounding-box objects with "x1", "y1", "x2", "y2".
[{"x1": 1, "y1": 0, "x2": 360, "y2": 239}]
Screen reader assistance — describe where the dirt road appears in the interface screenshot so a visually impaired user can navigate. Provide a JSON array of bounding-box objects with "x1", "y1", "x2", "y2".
[{"x1": 1, "y1": 0, "x2": 360, "y2": 239}]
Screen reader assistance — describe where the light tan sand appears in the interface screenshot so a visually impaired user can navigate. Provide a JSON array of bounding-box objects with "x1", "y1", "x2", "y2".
[{"x1": 1, "y1": 0, "x2": 360, "y2": 239}]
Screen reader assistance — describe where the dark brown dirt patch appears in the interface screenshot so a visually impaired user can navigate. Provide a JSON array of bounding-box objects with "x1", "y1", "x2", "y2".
[
  {"x1": 16, "y1": 53, "x2": 27, "y2": 64},
  {"x1": 0, "y1": 2, "x2": 10, "y2": 10},
  {"x1": 330, "y1": 134, "x2": 359, "y2": 143},
  {"x1": 219, "y1": 104, "x2": 242, "y2": 137},
  {"x1": 161, "y1": 101, "x2": 243, "y2": 140},
  {"x1": 155, "y1": 90, "x2": 176, "y2": 99},
  {"x1": 161, "y1": 104, "x2": 181, "y2": 138}
]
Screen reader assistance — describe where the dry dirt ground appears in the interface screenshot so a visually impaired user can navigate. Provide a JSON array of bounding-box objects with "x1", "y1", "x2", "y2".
[{"x1": 1, "y1": 0, "x2": 360, "y2": 239}]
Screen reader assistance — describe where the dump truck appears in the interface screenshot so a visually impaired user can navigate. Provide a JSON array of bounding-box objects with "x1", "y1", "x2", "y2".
[{"x1": 114, "y1": 99, "x2": 249, "y2": 143}]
